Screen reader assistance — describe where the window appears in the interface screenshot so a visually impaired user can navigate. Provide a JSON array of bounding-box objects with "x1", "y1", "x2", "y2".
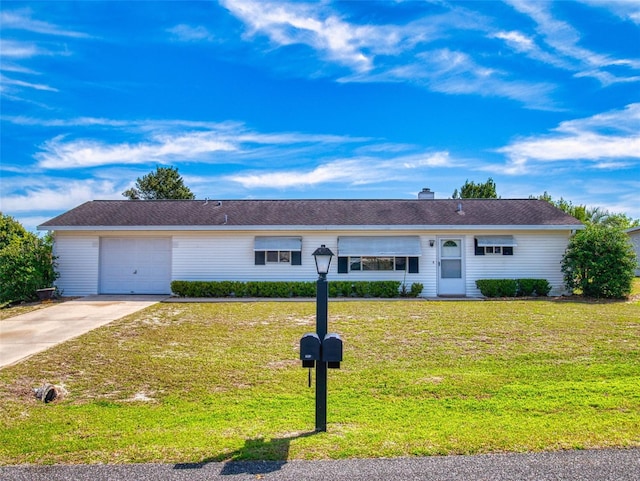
[
  {"x1": 254, "y1": 237, "x2": 302, "y2": 265},
  {"x1": 338, "y1": 256, "x2": 419, "y2": 273},
  {"x1": 337, "y1": 236, "x2": 421, "y2": 274},
  {"x1": 474, "y1": 236, "x2": 516, "y2": 256}
]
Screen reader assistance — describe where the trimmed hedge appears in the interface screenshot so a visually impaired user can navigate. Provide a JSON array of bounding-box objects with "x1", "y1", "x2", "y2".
[
  {"x1": 475, "y1": 278, "x2": 551, "y2": 298},
  {"x1": 171, "y1": 280, "x2": 423, "y2": 298}
]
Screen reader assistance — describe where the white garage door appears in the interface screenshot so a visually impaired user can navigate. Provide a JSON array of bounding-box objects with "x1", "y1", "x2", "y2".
[{"x1": 99, "y1": 238, "x2": 172, "y2": 294}]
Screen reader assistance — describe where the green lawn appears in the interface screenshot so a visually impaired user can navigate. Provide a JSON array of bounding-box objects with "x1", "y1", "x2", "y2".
[{"x1": 1, "y1": 294, "x2": 639, "y2": 465}]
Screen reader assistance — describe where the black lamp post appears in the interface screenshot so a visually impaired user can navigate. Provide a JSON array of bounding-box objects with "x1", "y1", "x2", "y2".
[{"x1": 312, "y1": 244, "x2": 333, "y2": 432}]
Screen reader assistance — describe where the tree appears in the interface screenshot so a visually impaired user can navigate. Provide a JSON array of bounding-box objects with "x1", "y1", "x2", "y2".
[
  {"x1": 0, "y1": 213, "x2": 28, "y2": 249},
  {"x1": 534, "y1": 192, "x2": 640, "y2": 229},
  {"x1": 122, "y1": 166, "x2": 195, "y2": 200},
  {"x1": 0, "y1": 213, "x2": 58, "y2": 304},
  {"x1": 561, "y1": 224, "x2": 636, "y2": 299},
  {"x1": 452, "y1": 178, "x2": 498, "y2": 199}
]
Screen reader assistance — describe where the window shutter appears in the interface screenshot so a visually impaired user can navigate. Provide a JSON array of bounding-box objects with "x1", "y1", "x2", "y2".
[
  {"x1": 291, "y1": 251, "x2": 302, "y2": 265},
  {"x1": 502, "y1": 247, "x2": 514, "y2": 256},
  {"x1": 474, "y1": 238, "x2": 485, "y2": 255},
  {"x1": 408, "y1": 257, "x2": 419, "y2": 273},
  {"x1": 255, "y1": 251, "x2": 266, "y2": 265},
  {"x1": 337, "y1": 257, "x2": 348, "y2": 274}
]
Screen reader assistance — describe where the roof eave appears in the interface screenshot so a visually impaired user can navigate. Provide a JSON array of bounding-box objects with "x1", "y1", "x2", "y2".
[{"x1": 38, "y1": 223, "x2": 584, "y2": 232}]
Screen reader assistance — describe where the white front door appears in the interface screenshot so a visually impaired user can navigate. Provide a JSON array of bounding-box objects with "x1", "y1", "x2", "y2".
[{"x1": 438, "y1": 238, "x2": 465, "y2": 296}]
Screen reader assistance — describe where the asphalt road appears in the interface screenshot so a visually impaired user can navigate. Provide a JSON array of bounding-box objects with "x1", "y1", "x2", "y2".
[{"x1": 1, "y1": 449, "x2": 638, "y2": 481}]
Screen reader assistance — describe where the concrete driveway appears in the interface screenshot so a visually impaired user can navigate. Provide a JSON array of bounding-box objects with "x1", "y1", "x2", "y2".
[{"x1": 0, "y1": 295, "x2": 166, "y2": 369}]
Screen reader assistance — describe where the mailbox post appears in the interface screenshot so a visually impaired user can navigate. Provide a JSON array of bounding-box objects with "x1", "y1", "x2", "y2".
[
  {"x1": 313, "y1": 245, "x2": 331, "y2": 432},
  {"x1": 298, "y1": 244, "x2": 343, "y2": 433}
]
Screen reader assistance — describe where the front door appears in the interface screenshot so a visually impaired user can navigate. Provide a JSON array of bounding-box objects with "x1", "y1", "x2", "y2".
[{"x1": 438, "y1": 238, "x2": 465, "y2": 296}]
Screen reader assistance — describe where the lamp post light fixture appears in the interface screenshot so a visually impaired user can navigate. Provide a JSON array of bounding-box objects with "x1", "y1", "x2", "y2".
[{"x1": 312, "y1": 244, "x2": 334, "y2": 277}]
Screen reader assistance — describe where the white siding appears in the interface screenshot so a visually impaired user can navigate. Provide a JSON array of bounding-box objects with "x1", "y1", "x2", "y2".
[
  {"x1": 465, "y1": 230, "x2": 571, "y2": 297},
  {"x1": 52, "y1": 228, "x2": 572, "y2": 298},
  {"x1": 53, "y1": 233, "x2": 99, "y2": 296},
  {"x1": 629, "y1": 230, "x2": 640, "y2": 276},
  {"x1": 172, "y1": 231, "x2": 431, "y2": 293}
]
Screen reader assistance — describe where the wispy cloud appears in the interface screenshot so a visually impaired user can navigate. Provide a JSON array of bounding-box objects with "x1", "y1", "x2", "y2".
[
  {"x1": 0, "y1": 9, "x2": 91, "y2": 38},
  {"x1": 498, "y1": 103, "x2": 640, "y2": 173},
  {"x1": 579, "y1": 0, "x2": 640, "y2": 25},
  {"x1": 1, "y1": 178, "x2": 120, "y2": 213},
  {"x1": 226, "y1": 151, "x2": 455, "y2": 189},
  {"x1": 35, "y1": 133, "x2": 238, "y2": 169},
  {"x1": 23, "y1": 117, "x2": 373, "y2": 169},
  {"x1": 221, "y1": 0, "x2": 383, "y2": 72},
  {"x1": 503, "y1": 0, "x2": 640, "y2": 85},
  {"x1": 0, "y1": 74, "x2": 58, "y2": 92},
  {"x1": 220, "y1": 0, "x2": 561, "y2": 108},
  {"x1": 167, "y1": 24, "x2": 215, "y2": 42}
]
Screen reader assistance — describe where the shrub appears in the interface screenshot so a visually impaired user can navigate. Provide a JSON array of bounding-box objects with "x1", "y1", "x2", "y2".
[
  {"x1": 0, "y1": 226, "x2": 58, "y2": 305},
  {"x1": 409, "y1": 282, "x2": 424, "y2": 297},
  {"x1": 516, "y1": 279, "x2": 552, "y2": 297},
  {"x1": 475, "y1": 279, "x2": 518, "y2": 298},
  {"x1": 171, "y1": 280, "x2": 405, "y2": 298},
  {"x1": 561, "y1": 224, "x2": 636, "y2": 299},
  {"x1": 476, "y1": 279, "x2": 551, "y2": 298}
]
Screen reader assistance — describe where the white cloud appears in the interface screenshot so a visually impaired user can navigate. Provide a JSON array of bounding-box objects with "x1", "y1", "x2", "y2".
[
  {"x1": 0, "y1": 74, "x2": 58, "y2": 92},
  {"x1": 498, "y1": 103, "x2": 640, "y2": 173},
  {"x1": 579, "y1": 0, "x2": 640, "y2": 25},
  {"x1": 356, "y1": 48, "x2": 557, "y2": 109},
  {"x1": 226, "y1": 151, "x2": 454, "y2": 189},
  {"x1": 167, "y1": 24, "x2": 215, "y2": 42},
  {"x1": 504, "y1": 0, "x2": 640, "y2": 84},
  {"x1": 35, "y1": 132, "x2": 238, "y2": 169},
  {"x1": 221, "y1": 0, "x2": 382, "y2": 72},
  {"x1": 0, "y1": 10, "x2": 90, "y2": 38},
  {"x1": 1, "y1": 179, "x2": 120, "y2": 213}
]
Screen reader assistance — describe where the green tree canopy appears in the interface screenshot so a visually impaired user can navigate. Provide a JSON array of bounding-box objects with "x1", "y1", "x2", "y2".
[
  {"x1": 533, "y1": 192, "x2": 640, "y2": 229},
  {"x1": 122, "y1": 166, "x2": 195, "y2": 200},
  {"x1": 561, "y1": 224, "x2": 636, "y2": 299},
  {"x1": 0, "y1": 213, "x2": 28, "y2": 250},
  {"x1": 0, "y1": 213, "x2": 58, "y2": 304},
  {"x1": 452, "y1": 178, "x2": 498, "y2": 199}
]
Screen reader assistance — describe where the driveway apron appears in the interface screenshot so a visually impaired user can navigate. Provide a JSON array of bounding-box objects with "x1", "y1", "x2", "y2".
[{"x1": 0, "y1": 295, "x2": 166, "y2": 368}]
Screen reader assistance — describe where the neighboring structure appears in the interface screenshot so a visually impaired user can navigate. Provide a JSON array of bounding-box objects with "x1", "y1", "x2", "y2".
[
  {"x1": 38, "y1": 194, "x2": 583, "y2": 297},
  {"x1": 626, "y1": 226, "x2": 640, "y2": 276}
]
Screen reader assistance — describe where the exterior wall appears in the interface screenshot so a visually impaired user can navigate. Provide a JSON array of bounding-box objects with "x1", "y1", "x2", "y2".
[
  {"x1": 53, "y1": 233, "x2": 100, "y2": 296},
  {"x1": 52, "y1": 228, "x2": 572, "y2": 297},
  {"x1": 464, "y1": 230, "x2": 571, "y2": 296},
  {"x1": 628, "y1": 230, "x2": 640, "y2": 276},
  {"x1": 172, "y1": 230, "x2": 428, "y2": 289}
]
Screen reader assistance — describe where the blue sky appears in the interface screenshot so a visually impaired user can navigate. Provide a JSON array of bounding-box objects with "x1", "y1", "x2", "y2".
[{"x1": 1, "y1": 0, "x2": 639, "y2": 231}]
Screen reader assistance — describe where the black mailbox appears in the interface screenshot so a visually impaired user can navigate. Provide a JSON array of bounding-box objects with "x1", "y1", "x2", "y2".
[
  {"x1": 322, "y1": 333, "x2": 343, "y2": 369},
  {"x1": 300, "y1": 333, "x2": 321, "y2": 368}
]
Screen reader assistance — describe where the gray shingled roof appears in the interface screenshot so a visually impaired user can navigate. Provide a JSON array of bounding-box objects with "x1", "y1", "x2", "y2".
[{"x1": 39, "y1": 199, "x2": 583, "y2": 229}]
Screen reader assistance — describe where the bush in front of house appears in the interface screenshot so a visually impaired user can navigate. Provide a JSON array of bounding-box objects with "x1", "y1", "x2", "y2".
[
  {"x1": 0, "y1": 214, "x2": 58, "y2": 305},
  {"x1": 476, "y1": 279, "x2": 551, "y2": 298},
  {"x1": 561, "y1": 224, "x2": 636, "y2": 299},
  {"x1": 170, "y1": 280, "x2": 422, "y2": 298},
  {"x1": 476, "y1": 279, "x2": 518, "y2": 298},
  {"x1": 516, "y1": 278, "x2": 551, "y2": 297}
]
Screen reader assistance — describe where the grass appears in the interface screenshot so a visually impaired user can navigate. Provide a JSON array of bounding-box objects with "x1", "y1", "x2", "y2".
[{"x1": 0, "y1": 286, "x2": 639, "y2": 465}]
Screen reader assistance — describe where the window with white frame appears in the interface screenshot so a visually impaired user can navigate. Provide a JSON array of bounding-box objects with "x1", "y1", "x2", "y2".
[
  {"x1": 474, "y1": 236, "x2": 516, "y2": 256},
  {"x1": 336, "y1": 236, "x2": 421, "y2": 273},
  {"x1": 254, "y1": 237, "x2": 302, "y2": 265}
]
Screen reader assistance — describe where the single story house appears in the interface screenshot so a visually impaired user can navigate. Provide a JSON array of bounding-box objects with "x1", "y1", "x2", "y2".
[
  {"x1": 38, "y1": 194, "x2": 583, "y2": 297},
  {"x1": 626, "y1": 226, "x2": 640, "y2": 276}
]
